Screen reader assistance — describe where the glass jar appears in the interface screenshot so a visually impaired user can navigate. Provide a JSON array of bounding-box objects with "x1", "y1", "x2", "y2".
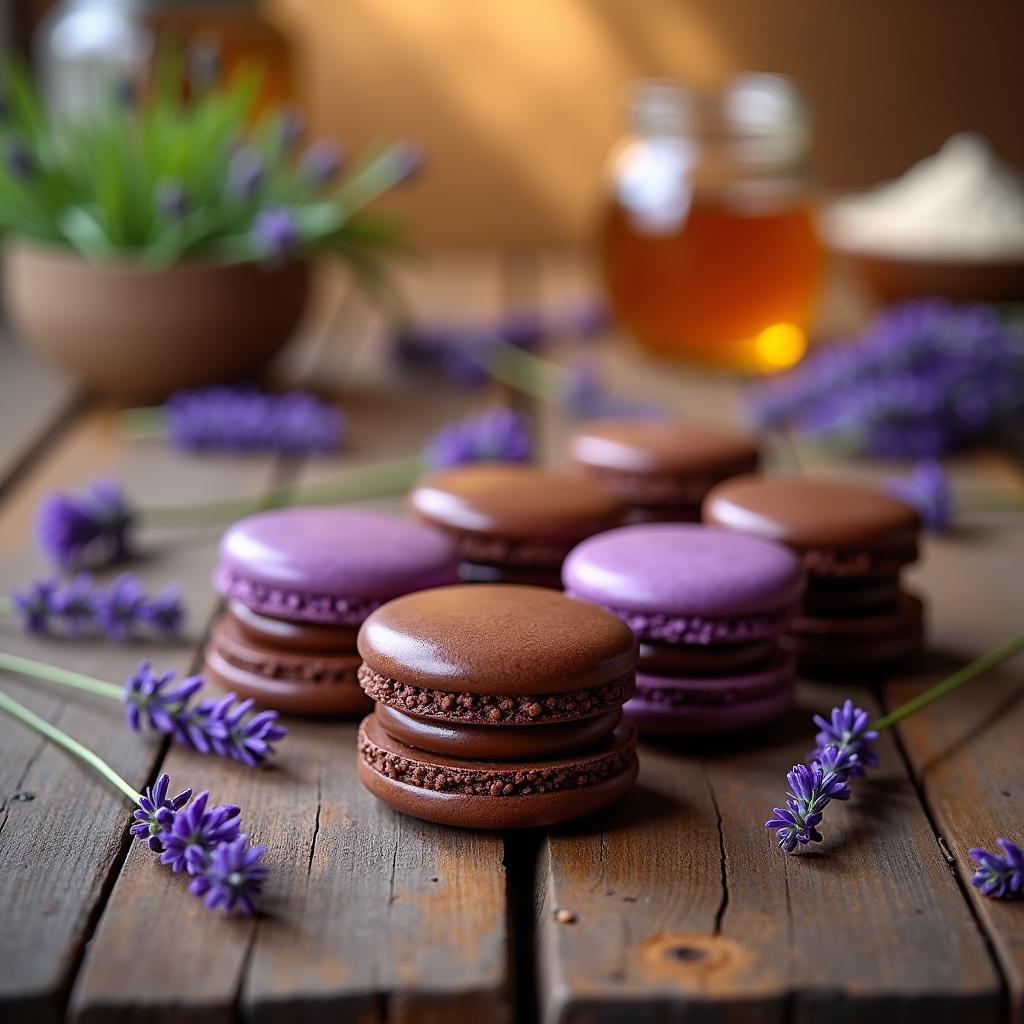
[
  {"x1": 36, "y1": 0, "x2": 293, "y2": 121},
  {"x1": 599, "y1": 75, "x2": 824, "y2": 373}
]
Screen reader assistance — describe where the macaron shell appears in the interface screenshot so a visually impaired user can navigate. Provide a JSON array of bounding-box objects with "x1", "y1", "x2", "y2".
[
  {"x1": 703, "y1": 475, "x2": 921, "y2": 551},
  {"x1": 357, "y1": 584, "x2": 637, "y2": 695},
  {"x1": 410, "y1": 463, "x2": 625, "y2": 542},
  {"x1": 563, "y1": 523, "x2": 804, "y2": 618},
  {"x1": 357, "y1": 714, "x2": 638, "y2": 829},
  {"x1": 637, "y1": 639, "x2": 776, "y2": 677},
  {"x1": 570, "y1": 419, "x2": 760, "y2": 477},
  {"x1": 204, "y1": 613, "x2": 371, "y2": 717},
  {"x1": 216, "y1": 507, "x2": 460, "y2": 620},
  {"x1": 230, "y1": 600, "x2": 361, "y2": 652},
  {"x1": 624, "y1": 654, "x2": 795, "y2": 734}
]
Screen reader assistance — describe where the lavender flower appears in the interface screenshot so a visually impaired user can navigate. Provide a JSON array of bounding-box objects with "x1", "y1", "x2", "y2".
[
  {"x1": 885, "y1": 459, "x2": 954, "y2": 532},
  {"x1": 155, "y1": 178, "x2": 188, "y2": 221},
  {"x1": 765, "y1": 748, "x2": 851, "y2": 853},
  {"x1": 564, "y1": 357, "x2": 664, "y2": 420},
  {"x1": 130, "y1": 773, "x2": 192, "y2": 852},
  {"x1": 123, "y1": 661, "x2": 205, "y2": 733},
  {"x1": 969, "y1": 838, "x2": 1024, "y2": 899},
  {"x1": 189, "y1": 834, "x2": 268, "y2": 915},
  {"x1": 252, "y1": 207, "x2": 299, "y2": 262},
  {"x1": 423, "y1": 407, "x2": 533, "y2": 469},
  {"x1": 11, "y1": 579, "x2": 60, "y2": 635},
  {"x1": 750, "y1": 300, "x2": 1024, "y2": 457},
  {"x1": 37, "y1": 480, "x2": 134, "y2": 570},
  {"x1": 97, "y1": 573, "x2": 148, "y2": 641},
  {"x1": 52, "y1": 574, "x2": 100, "y2": 637},
  {"x1": 227, "y1": 147, "x2": 265, "y2": 200},
  {"x1": 140, "y1": 585, "x2": 185, "y2": 634},
  {"x1": 301, "y1": 139, "x2": 343, "y2": 184},
  {"x1": 811, "y1": 699, "x2": 879, "y2": 778},
  {"x1": 158, "y1": 790, "x2": 241, "y2": 874},
  {"x1": 122, "y1": 662, "x2": 286, "y2": 766},
  {"x1": 165, "y1": 386, "x2": 344, "y2": 455}
]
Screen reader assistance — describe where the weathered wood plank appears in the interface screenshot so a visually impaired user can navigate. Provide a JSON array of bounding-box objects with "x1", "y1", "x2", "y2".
[
  {"x1": 71, "y1": 255, "x2": 513, "y2": 1023},
  {"x1": 0, "y1": 333, "x2": 79, "y2": 496},
  {"x1": 0, "y1": 409, "x2": 280, "y2": 1024},
  {"x1": 537, "y1": 681, "x2": 1002, "y2": 1024}
]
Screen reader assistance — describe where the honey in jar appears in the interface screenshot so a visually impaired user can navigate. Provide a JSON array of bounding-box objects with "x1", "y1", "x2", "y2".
[{"x1": 600, "y1": 76, "x2": 824, "y2": 373}]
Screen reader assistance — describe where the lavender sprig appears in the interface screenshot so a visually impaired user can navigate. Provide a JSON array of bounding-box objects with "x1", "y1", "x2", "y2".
[
  {"x1": 765, "y1": 748, "x2": 851, "y2": 852},
  {"x1": 188, "y1": 834, "x2": 269, "y2": 915},
  {"x1": 969, "y1": 839, "x2": 1024, "y2": 899},
  {"x1": 159, "y1": 790, "x2": 242, "y2": 874},
  {"x1": 885, "y1": 459, "x2": 954, "y2": 532},
  {"x1": 130, "y1": 774, "x2": 193, "y2": 852},
  {"x1": 423, "y1": 407, "x2": 533, "y2": 469},
  {"x1": 6, "y1": 573, "x2": 185, "y2": 641},
  {"x1": 37, "y1": 480, "x2": 134, "y2": 570},
  {"x1": 810, "y1": 699, "x2": 879, "y2": 778}
]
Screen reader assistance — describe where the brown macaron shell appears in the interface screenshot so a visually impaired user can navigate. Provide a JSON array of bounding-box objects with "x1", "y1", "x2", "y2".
[
  {"x1": 357, "y1": 583, "x2": 636, "y2": 705},
  {"x1": 703, "y1": 475, "x2": 921, "y2": 579},
  {"x1": 205, "y1": 613, "x2": 371, "y2": 716},
  {"x1": 571, "y1": 419, "x2": 760, "y2": 511},
  {"x1": 410, "y1": 464, "x2": 626, "y2": 569},
  {"x1": 374, "y1": 704, "x2": 623, "y2": 761},
  {"x1": 229, "y1": 600, "x2": 361, "y2": 652},
  {"x1": 637, "y1": 639, "x2": 776, "y2": 677},
  {"x1": 357, "y1": 713, "x2": 638, "y2": 829},
  {"x1": 781, "y1": 592, "x2": 925, "y2": 673},
  {"x1": 457, "y1": 561, "x2": 564, "y2": 589}
]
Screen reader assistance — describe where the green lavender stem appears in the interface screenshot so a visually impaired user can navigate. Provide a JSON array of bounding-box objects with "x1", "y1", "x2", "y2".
[
  {"x1": 0, "y1": 651, "x2": 123, "y2": 701},
  {"x1": 0, "y1": 689, "x2": 140, "y2": 803},
  {"x1": 140, "y1": 453, "x2": 423, "y2": 526},
  {"x1": 119, "y1": 407, "x2": 165, "y2": 441},
  {"x1": 874, "y1": 633, "x2": 1024, "y2": 730}
]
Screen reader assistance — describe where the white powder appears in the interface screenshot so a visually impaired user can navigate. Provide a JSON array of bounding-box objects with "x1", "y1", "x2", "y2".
[{"x1": 824, "y1": 133, "x2": 1024, "y2": 261}]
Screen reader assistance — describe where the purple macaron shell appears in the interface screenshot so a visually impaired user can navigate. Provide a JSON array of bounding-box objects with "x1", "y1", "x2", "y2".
[
  {"x1": 625, "y1": 654, "x2": 795, "y2": 734},
  {"x1": 215, "y1": 507, "x2": 460, "y2": 625},
  {"x1": 563, "y1": 523, "x2": 804, "y2": 644}
]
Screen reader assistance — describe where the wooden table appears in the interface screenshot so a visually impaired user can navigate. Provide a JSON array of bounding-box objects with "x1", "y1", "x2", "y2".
[{"x1": 1, "y1": 252, "x2": 1022, "y2": 1024}]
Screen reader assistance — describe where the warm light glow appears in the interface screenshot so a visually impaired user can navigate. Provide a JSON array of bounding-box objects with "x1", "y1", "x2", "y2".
[{"x1": 754, "y1": 322, "x2": 806, "y2": 371}]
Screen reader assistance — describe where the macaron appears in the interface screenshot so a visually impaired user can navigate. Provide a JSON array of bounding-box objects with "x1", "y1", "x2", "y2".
[
  {"x1": 355, "y1": 584, "x2": 638, "y2": 829},
  {"x1": 409, "y1": 463, "x2": 626, "y2": 588},
  {"x1": 702, "y1": 475, "x2": 925, "y2": 673},
  {"x1": 569, "y1": 419, "x2": 760, "y2": 522},
  {"x1": 563, "y1": 523, "x2": 804, "y2": 734},
  {"x1": 205, "y1": 507, "x2": 460, "y2": 715}
]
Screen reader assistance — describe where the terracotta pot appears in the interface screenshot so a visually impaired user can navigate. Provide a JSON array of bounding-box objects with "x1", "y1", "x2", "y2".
[{"x1": 3, "y1": 241, "x2": 311, "y2": 401}]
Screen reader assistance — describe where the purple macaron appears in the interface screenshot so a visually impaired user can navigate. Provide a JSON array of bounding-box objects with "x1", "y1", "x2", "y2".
[
  {"x1": 563, "y1": 523, "x2": 804, "y2": 734},
  {"x1": 206, "y1": 508, "x2": 460, "y2": 716}
]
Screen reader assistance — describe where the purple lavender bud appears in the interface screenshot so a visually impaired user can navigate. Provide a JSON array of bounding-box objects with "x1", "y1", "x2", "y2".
[
  {"x1": 11, "y1": 579, "x2": 61, "y2": 635},
  {"x1": 765, "y1": 750, "x2": 850, "y2": 854},
  {"x1": 96, "y1": 572, "x2": 147, "y2": 642},
  {"x1": 155, "y1": 178, "x2": 188, "y2": 221},
  {"x1": 6, "y1": 141, "x2": 34, "y2": 179},
  {"x1": 158, "y1": 790, "x2": 242, "y2": 874},
  {"x1": 139, "y1": 585, "x2": 186, "y2": 635},
  {"x1": 252, "y1": 206, "x2": 299, "y2": 262},
  {"x1": 969, "y1": 838, "x2": 1024, "y2": 899},
  {"x1": 36, "y1": 479, "x2": 135, "y2": 570},
  {"x1": 178, "y1": 691, "x2": 287, "y2": 767},
  {"x1": 130, "y1": 773, "x2": 193, "y2": 853},
  {"x1": 563, "y1": 357, "x2": 664, "y2": 421},
  {"x1": 423, "y1": 407, "x2": 533, "y2": 469},
  {"x1": 165, "y1": 386, "x2": 344, "y2": 454},
  {"x1": 301, "y1": 139, "x2": 344, "y2": 184},
  {"x1": 227, "y1": 147, "x2": 266, "y2": 200},
  {"x1": 123, "y1": 661, "x2": 205, "y2": 734},
  {"x1": 495, "y1": 310, "x2": 546, "y2": 351},
  {"x1": 188, "y1": 834, "x2": 268, "y2": 915},
  {"x1": 53, "y1": 574, "x2": 100, "y2": 637},
  {"x1": 885, "y1": 459, "x2": 954, "y2": 532},
  {"x1": 811, "y1": 699, "x2": 879, "y2": 778},
  {"x1": 279, "y1": 109, "x2": 306, "y2": 152}
]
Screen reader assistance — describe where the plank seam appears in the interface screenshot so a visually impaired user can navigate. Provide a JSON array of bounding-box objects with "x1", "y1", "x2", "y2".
[{"x1": 702, "y1": 765, "x2": 730, "y2": 935}]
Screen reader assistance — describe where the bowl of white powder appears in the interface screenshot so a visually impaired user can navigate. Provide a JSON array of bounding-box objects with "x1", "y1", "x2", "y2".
[{"x1": 823, "y1": 133, "x2": 1024, "y2": 301}]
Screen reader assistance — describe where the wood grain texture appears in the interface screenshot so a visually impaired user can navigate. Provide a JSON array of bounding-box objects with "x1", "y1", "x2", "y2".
[
  {"x1": 69, "y1": 257, "x2": 512, "y2": 1024},
  {"x1": 0, "y1": 409, "x2": 280, "y2": 1023}
]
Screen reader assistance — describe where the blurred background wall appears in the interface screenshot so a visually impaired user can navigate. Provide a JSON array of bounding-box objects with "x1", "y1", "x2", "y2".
[{"x1": 18, "y1": 0, "x2": 1024, "y2": 248}]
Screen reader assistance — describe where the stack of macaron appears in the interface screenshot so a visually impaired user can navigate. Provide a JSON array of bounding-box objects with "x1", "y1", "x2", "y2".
[
  {"x1": 569, "y1": 419, "x2": 760, "y2": 522},
  {"x1": 205, "y1": 508, "x2": 460, "y2": 715},
  {"x1": 355, "y1": 584, "x2": 639, "y2": 828},
  {"x1": 703, "y1": 476, "x2": 925, "y2": 674},
  {"x1": 410, "y1": 463, "x2": 625, "y2": 588},
  {"x1": 563, "y1": 523, "x2": 804, "y2": 734}
]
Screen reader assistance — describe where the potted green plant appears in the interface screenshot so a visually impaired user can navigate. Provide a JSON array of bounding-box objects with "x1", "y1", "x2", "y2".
[{"x1": 0, "y1": 62, "x2": 415, "y2": 400}]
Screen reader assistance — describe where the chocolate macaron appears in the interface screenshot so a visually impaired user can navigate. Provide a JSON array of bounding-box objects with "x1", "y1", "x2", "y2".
[
  {"x1": 703, "y1": 475, "x2": 925, "y2": 674},
  {"x1": 205, "y1": 508, "x2": 460, "y2": 715},
  {"x1": 410, "y1": 463, "x2": 625, "y2": 588},
  {"x1": 356, "y1": 584, "x2": 638, "y2": 828},
  {"x1": 563, "y1": 524, "x2": 804, "y2": 734},
  {"x1": 569, "y1": 419, "x2": 760, "y2": 522}
]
